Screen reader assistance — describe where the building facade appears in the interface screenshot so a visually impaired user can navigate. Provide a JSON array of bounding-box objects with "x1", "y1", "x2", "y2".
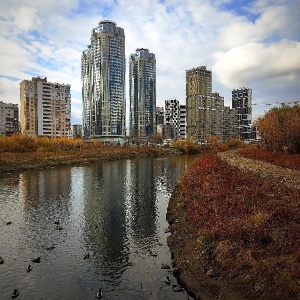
[
  {"x1": 0, "y1": 101, "x2": 19, "y2": 136},
  {"x1": 129, "y1": 48, "x2": 156, "y2": 139},
  {"x1": 179, "y1": 104, "x2": 186, "y2": 139},
  {"x1": 20, "y1": 77, "x2": 71, "y2": 138},
  {"x1": 211, "y1": 92, "x2": 224, "y2": 137},
  {"x1": 232, "y1": 87, "x2": 252, "y2": 140},
  {"x1": 186, "y1": 66, "x2": 212, "y2": 142},
  {"x1": 163, "y1": 99, "x2": 181, "y2": 140},
  {"x1": 222, "y1": 106, "x2": 237, "y2": 141},
  {"x1": 81, "y1": 20, "x2": 126, "y2": 142}
]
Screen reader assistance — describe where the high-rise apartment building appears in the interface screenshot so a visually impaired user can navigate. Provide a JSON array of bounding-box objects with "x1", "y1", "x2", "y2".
[
  {"x1": 186, "y1": 66, "x2": 212, "y2": 142},
  {"x1": 129, "y1": 48, "x2": 156, "y2": 138},
  {"x1": 0, "y1": 101, "x2": 19, "y2": 136},
  {"x1": 20, "y1": 77, "x2": 71, "y2": 138},
  {"x1": 232, "y1": 87, "x2": 252, "y2": 140},
  {"x1": 179, "y1": 104, "x2": 186, "y2": 139},
  {"x1": 222, "y1": 106, "x2": 237, "y2": 141},
  {"x1": 211, "y1": 92, "x2": 224, "y2": 137},
  {"x1": 81, "y1": 20, "x2": 126, "y2": 141},
  {"x1": 163, "y1": 99, "x2": 181, "y2": 140}
]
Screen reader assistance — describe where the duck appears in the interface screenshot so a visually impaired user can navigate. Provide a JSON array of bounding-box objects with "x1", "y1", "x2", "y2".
[
  {"x1": 27, "y1": 264, "x2": 32, "y2": 272},
  {"x1": 45, "y1": 245, "x2": 55, "y2": 251},
  {"x1": 6, "y1": 221, "x2": 12, "y2": 225},
  {"x1": 164, "y1": 275, "x2": 171, "y2": 285},
  {"x1": 32, "y1": 257, "x2": 41, "y2": 263},
  {"x1": 84, "y1": 253, "x2": 90, "y2": 259},
  {"x1": 0, "y1": 257, "x2": 4, "y2": 264},
  {"x1": 12, "y1": 289, "x2": 19, "y2": 299},
  {"x1": 96, "y1": 288, "x2": 103, "y2": 299},
  {"x1": 54, "y1": 220, "x2": 60, "y2": 225}
]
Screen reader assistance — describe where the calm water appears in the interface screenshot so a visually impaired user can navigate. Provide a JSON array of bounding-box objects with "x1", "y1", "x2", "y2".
[{"x1": 0, "y1": 154, "x2": 199, "y2": 300}]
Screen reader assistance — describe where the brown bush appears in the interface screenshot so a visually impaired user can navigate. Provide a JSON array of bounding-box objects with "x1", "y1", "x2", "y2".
[{"x1": 257, "y1": 104, "x2": 300, "y2": 153}]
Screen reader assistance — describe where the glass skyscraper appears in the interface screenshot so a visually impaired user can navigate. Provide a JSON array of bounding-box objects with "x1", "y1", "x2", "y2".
[
  {"x1": 81, "y1": 20, "x2": 126, "y2": 141},
  {"x1": 129, "y1": 48, "x2": 156, "y2": 139}
]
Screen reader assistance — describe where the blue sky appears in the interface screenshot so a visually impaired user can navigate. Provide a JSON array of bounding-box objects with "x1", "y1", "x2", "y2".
[{"x1": 0, "y1": 0, "x2": 299, "y2": 126}]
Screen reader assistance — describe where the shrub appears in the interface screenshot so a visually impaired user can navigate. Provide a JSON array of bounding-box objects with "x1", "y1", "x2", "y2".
[{"x1": 257, "y1": 104, "x2": 300, "y2": 153}]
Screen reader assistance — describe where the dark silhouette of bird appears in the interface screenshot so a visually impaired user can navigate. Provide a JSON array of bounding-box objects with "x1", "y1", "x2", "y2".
[
  {"x1": 96, "y1": 288, "x2": 103, "y2": 299},
  {"x1": 164, "y1": 275, "x2": 171, "y2": 285},
  {"x1": 6, "y1": 221, "x2": 12, "y2": 225},
  {"x1": 12, "y1": 289, "x2": 19, "y2": 299},
  {"x1": 45, "y1": 245, "x2": 55, "y2": 251},
  {"x1": 27, "y1": 264, "x2": 32, "y2": 272},
  {"x1": 0, "y1": 257, "x2": 4, "y2": 264},
  {"x1": 84, "y1": 253, "x2": 90, "y2": 259},
  {"x1": 54, "y1": 220, "x2": 60, "y2": 225},
  {"x1": 32, "y1": 257, "x2": 41, "y2": 263}
]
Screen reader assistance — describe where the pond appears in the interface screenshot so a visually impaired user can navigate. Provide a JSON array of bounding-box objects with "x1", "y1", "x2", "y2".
[{"x1": 0, "y1": 154, "x2": 199, "y2": 300}]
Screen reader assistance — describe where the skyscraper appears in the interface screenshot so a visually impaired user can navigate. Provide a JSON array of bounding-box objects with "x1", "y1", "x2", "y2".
[
  {"x1": 186, "y1": 66, "x2": 212, "y2": 142},
  {"x1": 129, "y1": 48, "x2": 156, "y2": 139},
  {"x1": 20, "y1": 77, "x2": 71, "y2": 138},
  {"x1": 232, "y1": 87, "x2": 252, "y2": 140},
  {"x1": 81, "y1": 20, "x2": 126, "y2": 141}
]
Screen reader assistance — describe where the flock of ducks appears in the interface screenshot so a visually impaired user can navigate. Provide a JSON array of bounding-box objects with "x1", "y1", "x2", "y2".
[{"x1": 3, "y1": 219, "x2": 186, "y2": 299}]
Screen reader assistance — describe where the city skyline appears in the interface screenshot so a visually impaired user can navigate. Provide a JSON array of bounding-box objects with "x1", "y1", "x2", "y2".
[{"x1": 0, "y1": 0, "x2": 299, "y2": 126}]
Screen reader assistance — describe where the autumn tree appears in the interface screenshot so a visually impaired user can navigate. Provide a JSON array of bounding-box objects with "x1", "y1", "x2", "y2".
[{"x1": 257, "y1": 104, "x2": 300, "y2": 153}]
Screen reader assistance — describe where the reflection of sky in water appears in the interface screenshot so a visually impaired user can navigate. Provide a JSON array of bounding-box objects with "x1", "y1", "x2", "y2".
[{"x1": 0, "y1": 154, "x2": 199, "y2": 299}]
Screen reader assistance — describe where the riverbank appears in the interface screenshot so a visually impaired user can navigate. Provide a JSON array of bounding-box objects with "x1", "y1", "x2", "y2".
[
  {"x1": 0, "y1": 145, "x2": 181, "y2": 175},
  {"x1": 167, "y1": 150, "x2": 300, "y2": 300}
]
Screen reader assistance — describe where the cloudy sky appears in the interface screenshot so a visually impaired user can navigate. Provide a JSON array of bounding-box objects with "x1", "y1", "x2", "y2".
[{"x1": 0, "y1": 0, "x2": 299, "y2": 125}]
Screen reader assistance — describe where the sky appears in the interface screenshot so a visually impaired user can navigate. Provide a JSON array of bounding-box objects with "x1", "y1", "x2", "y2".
[{"x1": 0, "y1": 0, "x2": 299, "y2": 126}]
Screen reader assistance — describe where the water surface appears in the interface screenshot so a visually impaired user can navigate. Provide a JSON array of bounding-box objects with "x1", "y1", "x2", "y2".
[{"x1": 0, "y1": 154, "x2": 199, "y2": 300}]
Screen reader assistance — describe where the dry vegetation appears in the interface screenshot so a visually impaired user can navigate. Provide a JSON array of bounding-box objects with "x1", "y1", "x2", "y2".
[
  {"x1": 168, "y1": 150, "x2": 300, "y2": 300},
  {"x1": 0, "y1": 135, "x2": 175, "y2": 174}
]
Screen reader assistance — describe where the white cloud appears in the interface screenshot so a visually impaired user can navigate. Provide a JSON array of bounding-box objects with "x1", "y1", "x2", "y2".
[
  {"x1": 0, "y1": 0, "x2": 299, "y2": 125},
  {"x1": 213, "y1": 39, "x2": 300, "y2": 88}
]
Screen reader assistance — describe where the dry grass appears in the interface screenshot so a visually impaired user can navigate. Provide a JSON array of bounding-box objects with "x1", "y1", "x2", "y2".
[{"x1": 174, "y1": 151, "x2": 300, "y2": 299}]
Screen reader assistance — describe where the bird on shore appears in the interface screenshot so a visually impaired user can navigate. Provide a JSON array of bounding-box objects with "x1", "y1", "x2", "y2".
[
  {"x1": 27, "y1": 264, "x2": 32, "y2": 272},
  {"x1": 12, "y1": 289, "x2": 19, "y2": 299},
  {"x1": 164, "y1": 275, "x2": 171, "y2": 285},
  {"x1": 32, "y1": 257, "x2": 41, "y2": 263},
  {"x1": 0, "y1": 257, "x2": 4, "y2": 264},
  {"x1": 96, "y1": 288, "x2": 103, "y2": 299}
]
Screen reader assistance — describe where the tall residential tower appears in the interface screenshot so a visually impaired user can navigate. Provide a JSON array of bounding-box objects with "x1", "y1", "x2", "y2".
[
  {"x1": 81, "y1": 20, "x2": 126, "y2": 141},
  {"x1": 186, "y1": 66, "x2": 212, "y2": 142},
  {"x1": 20, "y1": 77, "x2": 71, "y2": 138},
  {"x1": 129, "y1": 48, "x2": 156, "y2": 139},
  {"x1": 232, "y1": 87, "x2": 252, "y2": 140}
]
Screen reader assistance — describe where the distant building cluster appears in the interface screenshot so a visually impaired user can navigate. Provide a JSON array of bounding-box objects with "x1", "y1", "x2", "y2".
[{"x1": 0, "y1": 20, "x2": 256, "y2": 143}]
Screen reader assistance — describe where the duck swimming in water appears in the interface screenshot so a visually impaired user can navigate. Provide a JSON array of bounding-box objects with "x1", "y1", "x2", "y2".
[
  {"x1": 164, "y1": 275, "x2": 171, "y2": 285},
  {"x1": 96, "y1": 288, "x2": 103, "y2": 299},
  {"x1": 27, "y1": 264, "x2": 32, "y2": 272},
  {"x1": 84, "y1": 253, "x2": 90, "y2": 259},
  {"x1": 32, "y1": 257, "x2": 41, "y2": 263},
  {"x1": 54, "y1": 220, "x2": 60, "y2": 225},
  {"x1": 12, "y1": 289, "x2": 19, "y2": 299},
  {"x1": 0, "y1": 257, "x2": 4, "y2": 264}
]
